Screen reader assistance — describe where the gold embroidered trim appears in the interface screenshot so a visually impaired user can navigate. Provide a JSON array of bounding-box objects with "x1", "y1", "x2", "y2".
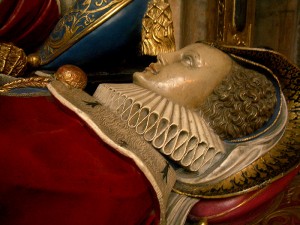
[{"x1": 0, "y1": 77, "x2": 51, "y2": 93}]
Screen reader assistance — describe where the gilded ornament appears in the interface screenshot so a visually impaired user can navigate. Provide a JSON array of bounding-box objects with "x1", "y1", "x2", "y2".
[
  {"x1": 197, "y1": 219, "x2": 208, "y2": 225},
  {"x1": 216, "y1": 0, "x2": 255, "y2": 47},
  {"x1": 0, "y1": 77, "x2": 51, "y2": 93},
  {"x1": 0, "y1": 43, "x2": 27, "y2": 77},
  {"x1": 27, "y1": 53, "x2": 41, "y2": 68},
  {"x1": 141, "y1": 0, "x2": 176, "y2": 55},
  {"x1": 0, "y1": 64, "x2": 87, "y2": 92},
  {"x1": 37, "y1": 0, "x2": 133, "y2": 65},
  {"x1": 54, "y1": 64, "x2": 87, "y2": 90}
]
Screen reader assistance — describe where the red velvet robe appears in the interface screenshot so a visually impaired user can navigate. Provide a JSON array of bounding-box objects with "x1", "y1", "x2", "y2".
[
  {"x1": 0, "y1": 0, "x2": 60, "y2": 52},
  {"x1": 0, "y1": 95, "x2": 159, "y2": 225}
]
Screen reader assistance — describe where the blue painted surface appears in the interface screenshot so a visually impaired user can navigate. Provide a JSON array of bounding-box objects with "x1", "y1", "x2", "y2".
[
  {"x1": 9, "y1": 88, "x2": 50, "y2": 95},
  {"x1": 42, "y1": 0, "x2": 149, "y2": 70}
]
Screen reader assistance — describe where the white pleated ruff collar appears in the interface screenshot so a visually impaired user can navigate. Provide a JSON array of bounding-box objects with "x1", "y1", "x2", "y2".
[{"x1": 93, "y1": 83, "x2": 225, "y2": 174}]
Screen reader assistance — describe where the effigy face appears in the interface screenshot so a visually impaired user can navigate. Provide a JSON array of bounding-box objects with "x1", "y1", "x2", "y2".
[{"x1": 133, "y1": 43, "x2": 232, "y2": 109}]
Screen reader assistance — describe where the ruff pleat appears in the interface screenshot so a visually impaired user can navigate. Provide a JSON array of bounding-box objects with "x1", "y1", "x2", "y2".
[{"x1": 94, "y1": 83, "x2": 225, "y2": 173}]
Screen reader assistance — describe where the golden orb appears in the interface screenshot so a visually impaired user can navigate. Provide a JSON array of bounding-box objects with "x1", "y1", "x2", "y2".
[
  {"x1": 54, "y1": 64, "x2": 87, "y2": 90},
  {"x1": 27, "y1": 53, "x2": 41, "y2": 67}
]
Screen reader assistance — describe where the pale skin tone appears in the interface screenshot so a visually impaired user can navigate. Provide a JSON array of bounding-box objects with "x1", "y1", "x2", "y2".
[{"x1": 133, "y1": 43, "x2": 233, "y2": 110}]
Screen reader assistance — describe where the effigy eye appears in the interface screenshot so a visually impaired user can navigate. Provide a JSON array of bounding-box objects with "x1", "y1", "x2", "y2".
[{"x1": 181, "y1": 55, "x2": 194, "y2": 67}]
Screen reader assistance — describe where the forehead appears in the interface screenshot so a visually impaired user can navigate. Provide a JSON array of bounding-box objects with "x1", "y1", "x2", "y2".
[
  {"x1": 179, "y1": 43, "x2": 224, "y2": 55},
  {"x1": 178, "y1": 43, "x2": 232, "y2": 68}
]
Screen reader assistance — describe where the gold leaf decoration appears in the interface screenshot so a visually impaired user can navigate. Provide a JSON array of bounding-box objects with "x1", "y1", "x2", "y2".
[
  {"x1": 141, "y1": 0, "x2": 176, "y2": 56},
  {"x1": 0, "y1": 77, "x2": 51, "y2": 93},
  {"x1": 0, "y1": 43, "x2": 27, "y2": 77},
  {"x1": 38, "y1": 0, "x2": 132, "y2": 65}
]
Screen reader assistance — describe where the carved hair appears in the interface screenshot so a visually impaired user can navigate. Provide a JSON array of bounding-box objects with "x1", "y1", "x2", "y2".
[{"x1": 199, "y1": 61, "x2": 277, "y2": 140}]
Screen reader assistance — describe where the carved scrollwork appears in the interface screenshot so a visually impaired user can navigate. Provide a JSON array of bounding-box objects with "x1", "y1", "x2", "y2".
[
  {"x1": 38, "y1": 0, "x2": 132, "y2": 65},
  {"x1": 0, "y1": 43, "x2": 27, "y2": 77},
  {"x1": 141, "y1": 0, "x2": 176, "y2": 56}
]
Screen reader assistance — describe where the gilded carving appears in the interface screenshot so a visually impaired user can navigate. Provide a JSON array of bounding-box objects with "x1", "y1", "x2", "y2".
[
  {"x1": 0, "y1": 77, "x2": 51, "y2": 93},
  {"x1": 0, "y1": 43, "x2": 27, "y2": 77},
  {"x1": 217, "y1": 0, "x2": 225, "y2": 42},
  {"x1": 0, "y1": 65, "x2": 87, "y2": 92},
  {"x1": 217, "y1": 0, "x2": 255, "y2": 47},
  {"x1": 54, "y1": 64, "x2": 87, "y2": 89},
  {"x1": 38, "y1": 0, "x2": 132, "y2": 65},
  {"x1": 141, "y1": 0, "x2": 176, "y2": 56}
]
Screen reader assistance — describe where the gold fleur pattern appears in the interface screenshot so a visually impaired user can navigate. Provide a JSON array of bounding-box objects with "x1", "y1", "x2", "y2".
[
  {"x1": 141, "y1": 0, "x2": 176, "y2": 56},
  {"x1": 173, "y1": 44, "x2": 300, "y2": 198}
]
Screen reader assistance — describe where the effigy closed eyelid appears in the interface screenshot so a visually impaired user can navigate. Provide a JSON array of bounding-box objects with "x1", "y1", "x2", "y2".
[
  {"x1": 181, "y1": 55, "x2": 194, "y2": 67},
  {"x1": 181, "y1": 50, "x2": 204, "y2": 68}
]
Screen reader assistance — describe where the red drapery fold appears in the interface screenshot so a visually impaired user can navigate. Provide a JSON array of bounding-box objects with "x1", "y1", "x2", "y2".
[{"x1": 0, "y1": 95, "x2": 159, "y2": 225}]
